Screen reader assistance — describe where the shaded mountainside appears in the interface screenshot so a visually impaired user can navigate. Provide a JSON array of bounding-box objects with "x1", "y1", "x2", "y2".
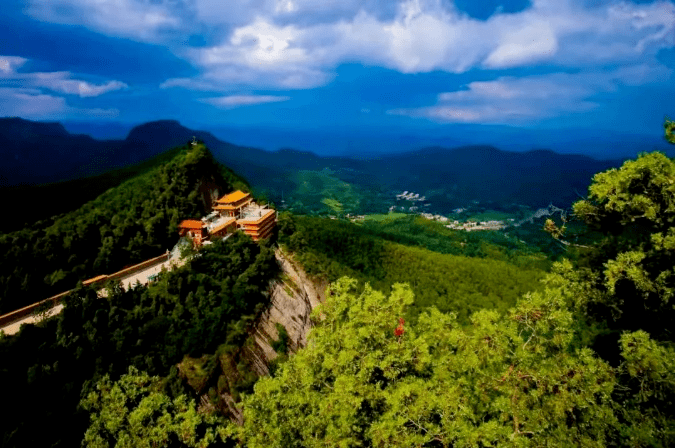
[
  {"x1": 0, "y1": 118, "x2": 164, "y2": 186},
  {"x1": 373, "y1": 145, "x2": 620, "y2": 209},
  {"x1": 3, "y1": 118, "x2": 623, "y2": 210},
  {"x1": 0, "y1": 117, "x2": 297, "y2": 188}
]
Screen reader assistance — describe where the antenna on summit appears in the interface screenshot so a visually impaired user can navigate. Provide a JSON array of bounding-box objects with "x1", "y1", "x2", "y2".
[{"x1": 190, "y1": 136, "x2": 197, "y2": 146}]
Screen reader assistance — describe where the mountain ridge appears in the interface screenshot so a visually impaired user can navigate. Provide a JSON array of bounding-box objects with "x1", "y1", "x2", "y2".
[{"x1": 0, "y1": 117, "x2": 627, "y2": 216}]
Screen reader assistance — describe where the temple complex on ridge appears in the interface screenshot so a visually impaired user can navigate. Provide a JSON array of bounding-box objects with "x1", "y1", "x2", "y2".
[{"x1": 178, "y1": 190, "x2": 276, "y2": 247}]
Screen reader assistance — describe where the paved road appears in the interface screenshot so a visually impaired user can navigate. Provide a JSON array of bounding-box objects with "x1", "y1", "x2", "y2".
[
  {"x1": 1, "y1": 304, "x2": 64, "y2": 335},
  {"x1": 101, "y1": 258, "x2": 181, "y2": 296},
  {"x1": 1, "y1": 258, "x2": 185, "y2": 336}
]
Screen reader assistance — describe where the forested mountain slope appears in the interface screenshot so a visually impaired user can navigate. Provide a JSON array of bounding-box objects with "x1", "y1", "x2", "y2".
[
  {"x1": 2, "y1": 125, "x2": 675, "y2": 446},
  {"x1": 64, "y1": 148, "x2": 675, "y2": 448},
  {"x1": 0, "y1": 145, "x2": 250, "y2": 233},
  {"x1": 0, "y1": 235, "x2": 280, "y2": 448},
  {"x1": 277, "y1": 214, "x2": 546, "y2": 324},
  {"x1": 239, "y1": 150, "x2": 675, "y2": 448},
  {"x1": 0, "y1": 142, "x2": 248, "y2": 314},
  {"x1": 0, "y1": 139, "x2": 288, "y2": 448},
  {"x1": 372, "y1": 146, "x2": 620, "y2": 210}
]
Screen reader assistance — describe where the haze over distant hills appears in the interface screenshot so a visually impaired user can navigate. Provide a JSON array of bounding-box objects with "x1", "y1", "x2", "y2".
[
  {"x1": 0, "y1": 117, "x2": 646, "y2": 219},
  {"x1": 61, "y1": 120, "x2": 673, "y2": 160}
]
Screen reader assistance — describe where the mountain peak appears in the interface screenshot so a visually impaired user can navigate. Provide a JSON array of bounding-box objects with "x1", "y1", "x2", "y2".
[
  {"x1": 0, "y1": 117, "x2": 69, "y2": 138},
  {"x1": 125, "y1": 120, "x2": 192, "y2": 141}
]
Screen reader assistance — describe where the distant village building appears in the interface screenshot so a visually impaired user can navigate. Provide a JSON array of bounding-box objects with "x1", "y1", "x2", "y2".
[
  {"x1": 178, "y1": 190, "x2": 276, "y2": 247},
  {"x1": 445, "y1": 219, "x2": 507, "y2": 232}
]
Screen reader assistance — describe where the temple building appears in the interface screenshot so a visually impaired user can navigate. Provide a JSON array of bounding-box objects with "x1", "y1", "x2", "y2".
[
  {"x1": 177, "y1": 219, "x2": 208, "y2": 247},
  {"x1": 208, "y1": 216, "x2": 237, "y2": 238},
  {"x1": 178, "y1": 190, "x2": 276, "y2": 247},
  {"x1": 237, "y1": 205, "x2": 277, "y2": 241},
  {"x1": 214, "y1": 190, "x2": 252, "y2": 219}
]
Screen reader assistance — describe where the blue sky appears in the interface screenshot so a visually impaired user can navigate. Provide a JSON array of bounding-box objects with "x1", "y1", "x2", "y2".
[{"x1": 0, "y1": 0, "x2": 674, "y2": 154}]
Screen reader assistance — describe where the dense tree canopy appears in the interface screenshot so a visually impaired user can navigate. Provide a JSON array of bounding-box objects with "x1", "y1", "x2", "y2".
[
  {"x1": 0, "y1": 143, "x2": 248, "y2": 314},
  {"x1": 277, "y1": 214, "x2": 545, "y2": 324},
  {"x1": 0, "y1": 233, "x2": 278, "y2": 448},
  {"x1": 4, "y1": 126, "x2": 675, "y2": 447},
  {"x1": 569, "y1": 152, "x2": 675, "y2": 342},
  {"x1": 81, "y1": 367, "x2": 222, "y2": 448},
  {"x1": 240, "y1": 271, "x2": 675, "y2": 447}
]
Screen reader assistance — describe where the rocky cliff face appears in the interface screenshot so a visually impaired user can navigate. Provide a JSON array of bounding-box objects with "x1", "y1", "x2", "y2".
[
  {"x1": 207, "y1": 247, "x2": 327, "y2": 423},
  {"x1": 244, "y1": 248, "x2": 328, "y2": 377}
]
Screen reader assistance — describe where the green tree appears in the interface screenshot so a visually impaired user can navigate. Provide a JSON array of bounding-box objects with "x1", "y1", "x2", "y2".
[
  {"x1": 665, "y1": 117, "x2": 675, "y2": 144},
  {"x1": 571, "y1": 151, "x2": 675, "y2": 340},
  {"x1": 240, "y1": 277, "x2": 619, "y2": 447},
  {"x1": 81, "y1": 366, "x2": 222, "y2": 448}
]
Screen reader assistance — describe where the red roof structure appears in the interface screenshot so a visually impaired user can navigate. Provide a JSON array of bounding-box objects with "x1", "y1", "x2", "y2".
[{"x1": 178, "y1": 219, "x2": 204, "y2": 230}]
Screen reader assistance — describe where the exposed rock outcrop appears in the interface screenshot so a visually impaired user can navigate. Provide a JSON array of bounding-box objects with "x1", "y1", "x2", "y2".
[
  {"x1": 213, "y1": 247, "x2": 327, "y2": 420},
  {"x1": 244, "y1": 248, "x2": 327, "y2": 376}
]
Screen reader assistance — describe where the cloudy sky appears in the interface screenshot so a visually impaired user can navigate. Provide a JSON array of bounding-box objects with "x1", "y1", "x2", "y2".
[{"x1": 0, "y1": 0, "x2": 674, "y2": 148}]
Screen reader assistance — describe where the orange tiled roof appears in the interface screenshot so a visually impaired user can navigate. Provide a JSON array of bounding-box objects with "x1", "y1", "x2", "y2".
[
  {"x1": 213, "y1": 204, "x2": 237, "y2": 211},
  {"x1": 178, "y1": 219, "x2": 204, "y2": 229},
  {"x1": 217, "y1": 190, "x2": 250, "y2": 204}
]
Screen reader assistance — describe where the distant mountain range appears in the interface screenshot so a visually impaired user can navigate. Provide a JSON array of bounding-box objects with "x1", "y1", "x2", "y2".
[
  {"x1": 0, "y1": 118, "x2": 634, "y2": 219},
  {"x1": 0, "y1": 118, "x2": 175, "y2": 186},
  {"x1": 62, "y1": 120, "x2": 673, "y2": 160}
]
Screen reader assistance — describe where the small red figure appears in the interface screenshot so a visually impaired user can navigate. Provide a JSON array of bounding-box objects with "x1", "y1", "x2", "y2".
[{"x1": 394, "y1": 318, "x2": 405, "y2": 337}]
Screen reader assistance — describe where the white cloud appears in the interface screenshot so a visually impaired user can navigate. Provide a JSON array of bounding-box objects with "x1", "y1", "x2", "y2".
[
  {"x1": 0, "y1": 56, "x2": 128, "y2": 97},
  {"x1": 190, "y1": 0, "x2": 397, "y2": 26},
  {"x1": 25, "y1": 0, "x2": 675, "y2": 91},
  {"x1": 0, "y1": 56, "x2": 125, "y2": 119},
  {"x1": 483, "y1": 20, "x2": 558, "y2": 68},
  {"x1": 0, "y1": 56, "x2": 28, "y2": 74},
  {"x1": 276, "y1": 0, "x2": 297, "y2": 14},
  {"x1": 76, "y1": 80, "x2": 128, "y2": 97},
  {"x1": 31, "y1": 73, "x2": 128, "y2": 97},
  {"x1": 199, "y1": 94, "x2": 290, "y2": 108},
  {"x1": 388, "y1": 63, "x2": 673, "y2": 124},
  {"x1": 0, "y1": 87, "x2": 119, "y2": 119},
  {"x1": 209, "y1": 19, "x2": 309, "y2": 67},
  {"x1": 163, "y1": 61, "x2": 332, "y2": 90},
  {"x1": 169, "y1": 0, "x2": 675, "y2": 90},
  {"x1": 25, "y1": 0, "x2": 182, "y2": 41},
  {"x1": 160, "y1": 77, "x2": 224, "y2": 91}
]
